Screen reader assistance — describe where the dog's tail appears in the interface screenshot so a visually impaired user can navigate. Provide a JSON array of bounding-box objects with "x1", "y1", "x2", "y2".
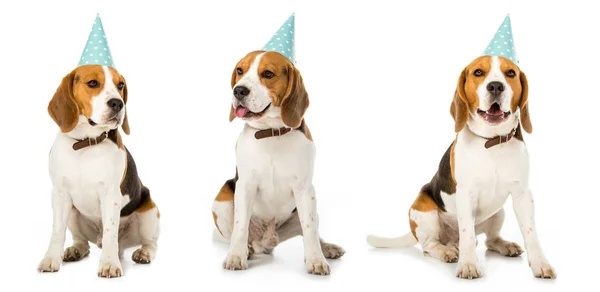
[{"x1": 366, "y1": 233, "x2": 417, "y2": 248}]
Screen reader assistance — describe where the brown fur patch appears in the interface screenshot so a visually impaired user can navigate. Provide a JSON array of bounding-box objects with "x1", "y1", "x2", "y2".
[
  {"x1": 215, "y1": 180, "x2": 235, "y2": 202},
  {"x1": 450, "y1": 139, "x2": 457, "y2": 183},
  {"x1": 411, "y1": 192, "x2": 439, "y2": 212},
  {"x1": 212, "y1": 212, "x2": 222, "y2": 236},
  {"x1": 409, "y1": 218, "x2": 418, "y2": 240},
  {"x1": 135, "y1": 197, "x2": 157, "y2": 213},
  {"x1": 157, "y1": 210, "x2": 160, "y2": 219}
]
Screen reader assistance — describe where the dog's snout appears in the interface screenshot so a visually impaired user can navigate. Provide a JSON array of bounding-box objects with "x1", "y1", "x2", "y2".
[
  {"x1": 486, "y1": 81, "x2": 505, "y2": 96},
  {"x1": 107, "y1": 98, "x2": 124, "y2": 112},
  {"x1": 233, "y1": 86, "x2": 250, "y2": 100}
]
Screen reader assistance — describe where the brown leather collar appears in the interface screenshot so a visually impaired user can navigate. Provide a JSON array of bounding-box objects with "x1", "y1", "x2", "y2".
[
  {"x1": 483, "y1": 128, "x2": 517, "y2": 149},
  {"x1": 72, "y1": 132, "x2": 108, "y2": 151},
  {"x1": 254, "y1": 127, "x2": 292, "y2": 140}
]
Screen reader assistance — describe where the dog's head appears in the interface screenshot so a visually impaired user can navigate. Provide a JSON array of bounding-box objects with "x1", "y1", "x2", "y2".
[
  {"x1": 48, "y1": 65, "x2": 130, "y2": 136},
  {"x1": 451, "y1": 55, "x2": 531, "y2": 134},
  {"x1": 229, "y1": 51, "x2": 309, "y2": 129}
]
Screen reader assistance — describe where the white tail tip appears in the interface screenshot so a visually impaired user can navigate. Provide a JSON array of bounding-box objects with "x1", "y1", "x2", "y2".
[{"x1": 366, "y1": 233, "x2": 417, "y2": 248}]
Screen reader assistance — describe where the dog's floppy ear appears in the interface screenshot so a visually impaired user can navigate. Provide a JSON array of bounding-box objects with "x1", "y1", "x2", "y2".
[
  {"x1": 450, "y1": 67, "x2": 469, "y2": 133},
  {"x1": 518, "y1": 70, "x2": 532, "y2": 133},
  {"x1": 120, "y1": 75, "x2": 131, "y2": 135},
  {"x1": 48, "y1": 70, "x2": 79, "y2": 133},
  {"x1": 229, "y1": 68, "x2": 237, "y2": 122},
  {"x1": 281, "y1": 64, "x2": 309, "y2": 128}
]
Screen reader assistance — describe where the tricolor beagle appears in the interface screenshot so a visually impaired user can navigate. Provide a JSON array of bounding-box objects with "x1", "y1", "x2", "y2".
[
  {"x1": 38, "y1": 65, "x2": 160, "y2": 278},
  {"x1": 212, "y1": 51, "x2": 345, "y2": 275},
  {"x1": 367, "y1": 56, "x2": 556, "y2": 279}
]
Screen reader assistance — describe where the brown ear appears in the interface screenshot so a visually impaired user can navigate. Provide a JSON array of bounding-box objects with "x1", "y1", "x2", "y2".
[
  {"x1": 518, "y1": 71, "x2": 532, "y2": 133},
  {"x1": 450, "y1": 68, "x2": 468, "y2": 133},
  {"x1": 281, "y1": 64, "x2": 309, "y2": 128},
  {"x1": 48, "y1": 71, "x2": 79, "y2": 133},
  {"x1": 229, "y1": 67, "x2": 237, "y2": 122},
  {"x1": 120, "y1": 76, "x2": 131, "y2": 135}
]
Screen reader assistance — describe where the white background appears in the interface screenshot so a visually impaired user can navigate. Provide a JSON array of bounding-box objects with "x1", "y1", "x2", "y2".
[{"x1": 0, "y1": 0, "x2": 597, "y2": 291}]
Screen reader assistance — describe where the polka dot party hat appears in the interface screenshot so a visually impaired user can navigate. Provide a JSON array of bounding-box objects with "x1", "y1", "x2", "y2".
[
  {"x1": 78, "y1": 14, "x2": 115, "y2": 67},
  {"x1": 483, "y1": 14, "x2": 518, "y2": 64},
  {"x1": 262, "y1": 13, "x2": 295, "y2": 64}
]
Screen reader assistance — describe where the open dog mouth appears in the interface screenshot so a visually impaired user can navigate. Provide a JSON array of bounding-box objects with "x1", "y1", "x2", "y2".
[
  {"x1": 477, "y1": 103, "x2": 510, "y2": 124},
  {"x1": 234, "y1": 103, "x2": 271, "y2": 119}
]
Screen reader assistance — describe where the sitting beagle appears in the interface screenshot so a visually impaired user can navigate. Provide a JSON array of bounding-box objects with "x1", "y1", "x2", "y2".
[
  {"x1": 212, "y1": 51, "x2": 345, "y2": 275},
  {"x1": 367, "y1": 56, "x2": 556, "y2": 279},
  {"x1": 38, "y1": 65, "x2": 160, "y2": 278}
]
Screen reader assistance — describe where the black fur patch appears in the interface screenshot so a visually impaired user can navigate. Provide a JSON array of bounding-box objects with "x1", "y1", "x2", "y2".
[
  {"x1": 420, "y1": 143, "x2": 456, "y2": 212},
  {"x1": 106, "y1": 130, "x2": 150, "y2": 217}
]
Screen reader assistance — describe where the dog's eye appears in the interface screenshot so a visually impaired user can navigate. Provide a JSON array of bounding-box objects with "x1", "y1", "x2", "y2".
[
  {"x1": 505, "y1": 69, "x2": 516, "y2": 78},
  {"x1": 236, "y1": 68, "x2": 243, "y2": 75},
  {"x1": 261, "y1": 70, "x2": 275, "y2": 79},
  {"x1": 473, "y1": 69, "x2": 484, "y2": 77},
  {"x1": 117, "y1": 82, "x2": 125, "y2": 90},
  {"x1": 86, "y1": 80, "x2": 99, "y2": 88}
]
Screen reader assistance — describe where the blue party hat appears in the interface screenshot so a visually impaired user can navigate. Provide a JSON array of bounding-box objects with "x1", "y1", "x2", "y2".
[
  {"x1": 483, "y1": 14, "x2": 518, "y2": 64},
  {"x1": 262, "y1": 14, "x2": 295, "y2": 64},
  {"x1": 78, "y1": 14, "x2": 115, "y2": 67}
]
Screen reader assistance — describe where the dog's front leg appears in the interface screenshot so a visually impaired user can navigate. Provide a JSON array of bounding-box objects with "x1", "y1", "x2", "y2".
[
  {"x1": 223, "y1": 178, "x2": 256, "y2": 271},
  {"x1": 512, "y1": 188, "x2": 556, "y2": 279},
  {"x1": 97, "y1": 185, "x2": 123, "y2": 278},
  {"x1": 294, "y1": 184, "x2": 329, "y2": 276},
  {"x1": 455, "y1": 186, "x2": 482, "y2": 279},
  {"x1": 38, "y1": 188, "x2": 72, "y2": 272}
]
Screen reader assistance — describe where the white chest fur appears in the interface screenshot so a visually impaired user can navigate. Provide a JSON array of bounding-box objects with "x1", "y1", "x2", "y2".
[
  {"x1": 442, "y1": 129, "x2": 530, "y2": 224},
  {"x1": 49, "y1": 132, "x2": 127, "y2": 219},
  {"x1": 236, "y1": 125, "x2": 315, "y2": 222}
]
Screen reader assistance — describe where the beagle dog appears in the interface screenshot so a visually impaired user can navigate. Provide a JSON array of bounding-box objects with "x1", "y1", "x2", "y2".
[
  {"x1": 212, "y1": 51, "x2": 345, "y2": 275},
  {"x1": 38, "y1": 65, "x2": 160, "y2": 278},
  {"x1": 367, "y1": 56, "x2": 556, "y2": 279}
]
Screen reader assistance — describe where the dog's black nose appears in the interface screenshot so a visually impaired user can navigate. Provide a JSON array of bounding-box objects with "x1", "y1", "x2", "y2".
[
  {"x1": 107, "y1": 98, "x2": 124, "y2": 112},
  {"x1": 486, "y1": 81, "x2": 505, "y2": 96},
  {"x1": 233, "y1": 86, "x2": 250, "y2": 100}
]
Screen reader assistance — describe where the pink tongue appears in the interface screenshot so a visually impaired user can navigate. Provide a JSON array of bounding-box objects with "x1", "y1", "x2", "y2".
[{"x1": 235, "y1": 106, "x2": 248, "y2": 118}]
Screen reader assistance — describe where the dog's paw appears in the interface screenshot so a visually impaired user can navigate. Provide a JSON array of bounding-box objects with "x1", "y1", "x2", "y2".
[
  {"x1": 305, "y1": 256, "x2": 330, "y2": 276},
  {"x1": 442, "y1": 247, "x2": 459, "y2": 263},
  {"x1": 486, "y1": 239, "x2": 523, "y2": 257},
  {"x1": 321, "y1": 242, "x2": 345, "y2": 259},
  {"x1": 223, "y1": 253, "x2": 248, "y2": 271},
  {"x1": 530, "y1": 260, "x2": 556, "y2": 279},
  {"x1": 456, "y1": 262, "x2": 482, "y2": 279},
  {"x1": 132, "y1": 248, "x2": 152, "y2": 264},
  {"x1": 63, "y1": 246, "x2": 89, "y2": 262},
  {"x1": 38, "y1": 257, "x2": 61, "y2": 273},
  {"x1": 97, "y1": 260, "x2": 123, "y2": 278}
]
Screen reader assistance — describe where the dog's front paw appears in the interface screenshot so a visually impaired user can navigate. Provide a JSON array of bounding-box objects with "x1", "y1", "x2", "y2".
[
  {"x1": 530, "y1": 259, "x2": 556, "y2": 279},
  {"x1": 132, "y1": 248, "x2": 153, "y2": 264},
  {"x1": 223, "y1": 253, "x2": 248, "y2": 271},
  {"x1": 97, "y1": 260, "x2": 123, "y2": 278},
  {"x1": 321, "y1": 242, "x2": 345, "y2": 259},
  {"x1": 305, "y1": 256, "x2": 330, "y2": 276},
  {"x1": 64, "y1": 246, "x2": 90, "y2": 262},
  {"x1": 38, "y1": 257, "x2": 61, "y2": 273},
  {"x1": 456, "y1": 262, "x2": 482, "y2": 279}
]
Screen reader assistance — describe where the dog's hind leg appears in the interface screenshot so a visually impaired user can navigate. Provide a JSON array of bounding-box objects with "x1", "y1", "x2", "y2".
[{"x1": 410, "y1": 192, "x2": 458, "y2": 263}]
